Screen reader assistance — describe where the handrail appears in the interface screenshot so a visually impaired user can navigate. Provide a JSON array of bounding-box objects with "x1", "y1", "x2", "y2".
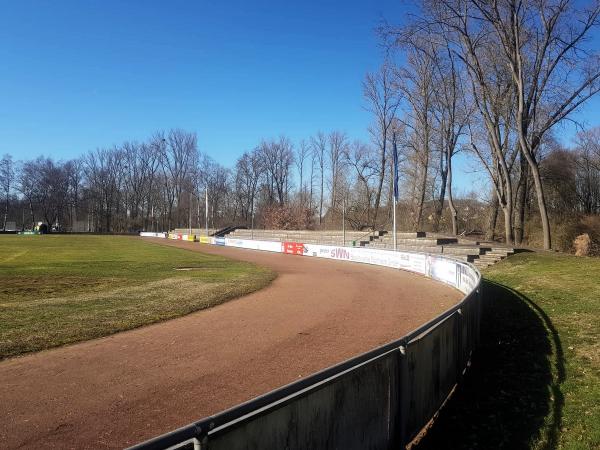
[{"x1": 131, "y1": 237, "x2": 481, "y2": 450}]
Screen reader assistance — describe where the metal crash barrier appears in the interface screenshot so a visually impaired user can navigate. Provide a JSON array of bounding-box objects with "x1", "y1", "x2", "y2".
[{"x1": 133, "y1": 236, "x2": 482, "y2": 450}]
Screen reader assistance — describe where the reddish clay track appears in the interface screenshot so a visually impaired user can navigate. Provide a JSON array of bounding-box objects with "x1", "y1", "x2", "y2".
[{"x1": 0, "y1": 239, "x2": 462, "y2": 449}]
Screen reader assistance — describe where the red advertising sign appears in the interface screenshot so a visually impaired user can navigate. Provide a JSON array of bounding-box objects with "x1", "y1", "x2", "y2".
[{"x1": 282, "y1": 241, "x2": 305, "y2": 255}]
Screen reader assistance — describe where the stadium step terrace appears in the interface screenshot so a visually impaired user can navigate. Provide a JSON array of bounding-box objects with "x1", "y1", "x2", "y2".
[{"x1": 216, "y1": 229, "x2": 516, "y2": 269}]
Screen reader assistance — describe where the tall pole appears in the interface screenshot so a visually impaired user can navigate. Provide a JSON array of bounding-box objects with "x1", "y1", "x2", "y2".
[
  {"x1": 342, "y1": 197, "x2": 346, "y2": 246},
  {"x1": 189, "y1": 191, "x2": 192, "y2": 235},
  {"x1": 196, "y1": 194, "x2": 200, "y2": 233},
  {"x1": 392, "y1": 131, "x2": 398, "y2": 251},
  {"x1": 205, "y1": 187, "x2": 209, "y2": 237},
  {"x1": 393, "y1": 189, "x2": 397, "y2": 251},
  {"x1": 251, "y1": 197, "x2": 255, "y2": 239}
]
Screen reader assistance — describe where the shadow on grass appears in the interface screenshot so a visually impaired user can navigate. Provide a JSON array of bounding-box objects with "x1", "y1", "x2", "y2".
[{"x1": 414, "y1": 280, "x2": 565, "y2": 449}]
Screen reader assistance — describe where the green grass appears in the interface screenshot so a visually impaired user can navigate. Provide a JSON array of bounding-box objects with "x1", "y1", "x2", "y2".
[
  {"x1": 416, "y1": 252, "x2": 600, "y2": 450},
  {"x1": 0, "y1": 235, "x2": 275, "y2": 359}
]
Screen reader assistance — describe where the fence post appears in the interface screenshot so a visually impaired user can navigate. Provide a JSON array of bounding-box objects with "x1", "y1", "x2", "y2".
[
  {"x1": 193, "y1": 423, "x2": 209, "y2": 450},
  {"x1": 397, "y1": 342, "x2": 410, "y2": 447},
  {"x1": 456, "y1": 308, "x2": 464, "y2": 379}
]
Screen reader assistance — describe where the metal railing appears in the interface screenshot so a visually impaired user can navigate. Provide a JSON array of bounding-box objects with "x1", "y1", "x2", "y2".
[{"x1": 129, "y1": 257, "x2": 481, "y2": 450}]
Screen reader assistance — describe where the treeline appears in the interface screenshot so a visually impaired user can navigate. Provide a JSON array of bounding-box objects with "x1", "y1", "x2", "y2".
[
  {"x1": 2, "y1": 129, "x2": 238, "y2": 233},
  {"x1": 2, "y1": 0, "x2": 600, "y2": 251},
  {"x1": 2, "y1": 123, "x2": 600, "y2": 249}
]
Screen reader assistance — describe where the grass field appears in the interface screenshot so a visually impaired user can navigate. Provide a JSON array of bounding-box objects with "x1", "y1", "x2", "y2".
[
  {"x1": 416, "y1": 252, "x2": 600, "y2": 450},
  {"x1": 0, "y1": 235, "x2": 275, "y2": 359}
]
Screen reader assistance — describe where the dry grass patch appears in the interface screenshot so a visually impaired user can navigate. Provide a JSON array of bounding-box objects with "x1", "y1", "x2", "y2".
[{"x1": 0, "y1": 235, "x2": 275, "y2": 359}]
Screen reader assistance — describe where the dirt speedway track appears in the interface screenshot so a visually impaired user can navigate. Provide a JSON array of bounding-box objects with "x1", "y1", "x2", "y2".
[{"x1": 0, "y1": 239, "x2": 462, "y2": 449}]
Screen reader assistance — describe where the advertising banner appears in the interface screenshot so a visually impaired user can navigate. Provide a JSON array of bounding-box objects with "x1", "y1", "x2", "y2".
[
  {"x1": 199, "y1": 236, "x2": 211, "y2": 244},
  {"x1": 206, "y1": 236, "x2": 476, "y2": 294},
  {"x1": 282, "y1": 242, "x2": 305, "y2": 255},
  {"x1": 302, "y1": 244, "x2": 427, "y2": 275}
]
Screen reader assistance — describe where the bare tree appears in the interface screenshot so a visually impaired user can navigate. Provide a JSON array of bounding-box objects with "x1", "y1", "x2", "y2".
[
  {"x1": 295, "y1": 139, "x2": 310, "y2": 205},
  {"x1": 416, "y1": 1, "x2": 520, "y2": 243},
  {"x1": 159, "y1": 129, "x2": 198, "y2": 229},
  {"x1": 0, "y1": 154, "x2": 14, "y2": 230},
  {"x1": 63, "y1": 159, "x2": 83, "y2": 230},
  {"x1": 328, "y1": 131, "x2": 347, "y2": 213},
  {"x1": 397, "y1": 43, "x2": 436, "y2": 230},
  {"x1": 234, "y1": 148, "x2": 263, "y2": 223},
  {"x1": 122, "y1": 141, "x2": 150, "y2": 228},
  {"x1": 308, "y1": 142, "x2": 316, "y2": 213},
  {"x1": 428, "y1": 0, "x2": 600, "y2": 248},
  {"x1": 18, "y1": 160, "x2": 38, "y2": 228},
  {"x1": 428, "y1": 42, "x2": 469, "y2": 234},
  {"x1": 258, "y1": 136, "x2": 294, "y2": 206},
  {"x1": 574, "y1": 127, "x2": 600, "y2": 214},
  {"x1": 83, "y1": 148, "x2": 124, "y2": 232},
  {"x1": 363, "y1": 61, "x2": 402, "y2": 227},
  {"x1": 310, "y1": 132, "x2": 327, "y2": 224},
  {"x1": 343, "y1": 140, "x2": 378, "y2": 228}
]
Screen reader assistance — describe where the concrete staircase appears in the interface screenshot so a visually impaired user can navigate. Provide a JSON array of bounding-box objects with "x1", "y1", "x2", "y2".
[
  {"x1": 471, "y1": 246, "x2": 515, "y2": 269},
  {"x1": 224, "y1": 229, "x2": 515, "y2": 269},
  {"x1": 369, "y1": 232, "x2": 515, "y2": 269},
  {"x1": 368, "y1": 231, "x2": 514, "y2": 269}
]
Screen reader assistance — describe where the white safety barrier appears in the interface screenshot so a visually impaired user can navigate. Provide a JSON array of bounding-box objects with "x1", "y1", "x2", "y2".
[
  {"x1": 223, "y1": 237, "x2": 477, "y2": 294},
  {"x1": 140, "y1": 233, "x2": 477, "y2": 295},
  {"x1": 139, "y1": 232, "x2": 167, "y2": 238}
]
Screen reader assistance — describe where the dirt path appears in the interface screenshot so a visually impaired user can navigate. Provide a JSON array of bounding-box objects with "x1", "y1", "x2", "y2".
[{"x1": 0, "y1": 239, "x2": 462, "y2": 449}]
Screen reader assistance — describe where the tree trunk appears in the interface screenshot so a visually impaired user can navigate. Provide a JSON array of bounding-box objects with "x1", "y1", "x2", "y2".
[
  {"x1": 372, "y1": 139, "x2": 386, "y2": 229},
  {"x1": 414, "y1": 161, "x2": 428, "y2": 231},
  {"x1": 529, "y1": 160, "x2": 551, "y2": 249},
  {"x1": 514, "y1": 154, "x2": 528, "y2": 245},
  {"x1": 486, "y1": 195, "x2": 499, "y2": 241},
  {"x1": 434, "y1": 148, "x2": 448, "y2": 232},
  {"x1": 446, "y1": 150, "x2": 457, "y2": 235},
  {"x1": 502, "y1": 205, "x2": 513, "y2": 246},
  {"x1": 3, "y1": 195, "x2": 8, "y2": 231},
  {"x1": 28, "y1": 200, "x2": 35, "y2": 229},
  {"x1": 518, "y1": 137, "x2": 551, "y2": 249}
]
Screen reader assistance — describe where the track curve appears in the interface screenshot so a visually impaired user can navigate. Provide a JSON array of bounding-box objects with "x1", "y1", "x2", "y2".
[{"x1": 0, "y1": 238, "x2": 462, "y2": 449}]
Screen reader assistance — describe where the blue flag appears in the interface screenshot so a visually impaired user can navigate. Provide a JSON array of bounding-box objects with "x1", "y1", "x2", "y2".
[{"x1": 392, "y1": 134, "x2": 399, "y2": 201}]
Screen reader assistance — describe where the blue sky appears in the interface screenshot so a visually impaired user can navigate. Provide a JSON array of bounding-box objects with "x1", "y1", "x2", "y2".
[{"x1": 1, "y1": 0, "x2": 599, "y2": 195}]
